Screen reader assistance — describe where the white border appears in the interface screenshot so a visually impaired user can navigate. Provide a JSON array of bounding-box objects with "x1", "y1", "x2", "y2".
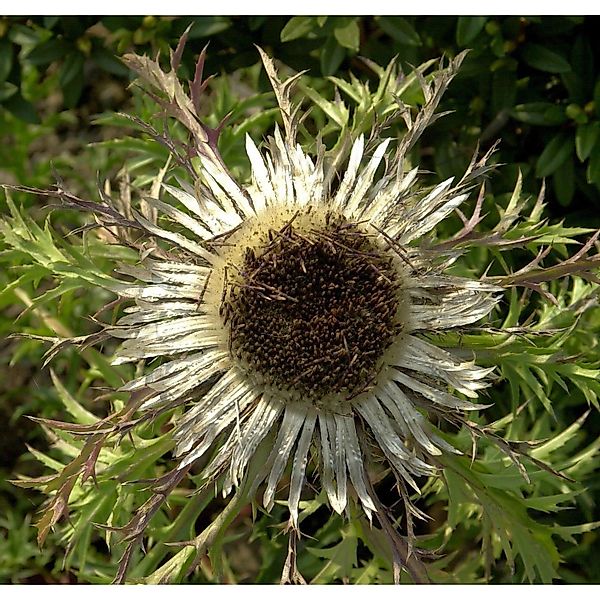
[{"x1": 1, "y1": 5, "x2": 597, "y2": 593}]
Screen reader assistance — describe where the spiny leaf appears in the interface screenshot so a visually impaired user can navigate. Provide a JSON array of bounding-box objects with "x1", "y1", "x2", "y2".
[{"x1": 308, "y1": 524, "x2": 358, "y2": 583}]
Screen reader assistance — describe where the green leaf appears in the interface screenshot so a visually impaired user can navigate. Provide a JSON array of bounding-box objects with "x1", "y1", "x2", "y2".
[
  {"x1": 586, "y1": 139, "x2": 600, "y2": 187},
  {"x1": 445, "y1": 467, "x2": 473, "y2": 528},
  {"x1": 50, "y1": 370, "x2": 98, "y2": 426},
  {"x1": 0, "y1": 80, "x2": 17, "y2": 101},
  {"x1": 511, "y1": 525, "x2": 559, "y2": 583},
  {"x1": 26, "y1": 446, "x2": 65, "y2": 473},
  {"x1": 59, "y1": 52, "x2": 84, "y2": 87},
  {"x1": 553, "y1": 155, "x2": 575, "y2": 206},
  {"x1": 64, "y1": 488, "x2": 118, "y2": 574},
  {"x1": 280, "y1": 17, "x2": 316, "y2": 43},
  {"x1": 531, "y1": 413, "x2": 587, "y2": 460},
  {"x1": 542, "y1": 105, "x2": 568, "y2": 126},
  {"x1": 522, "y1": 491, "x2": 579, "y2": 513},
  {"x1": 308, "y1": 524, "x2": 358, "y2": 583},
  {"x1": 535, "y1": 133, "x2": 573, "y2": 178},
  {"x1": 300, "y1": 83, "x2": 348, "y2": 129},
  {"x1": 334, "y1": 19, "x2": 360, "y2": 52},
  {"x1": 187, "y1": 16, "x2": 231, "y2": 38},
  {"x1": 553, "y1": 521, "x2": 600, "y2": 544},
  {"x1": 521, "y1": 43, "x2": 572, "y2": 74},
  {"x1": 491, "y1": 69, "x2": 517, "y2": 114},
  {"x1": 62, "y1": 75, "x2": 84, "y2": 108},
  {"x1": 0, "y1": 38, "x2": 13, "y2": 82},
  {"x1": 561, "y1": 72, "x2": 585, "y2": 106},
  {"x1": 456, "y1": 16, "x2": 487, "y2": 46},
  {"x1": 26, "y1": 38, "x2": 71, "y2": 66},
  {"x1": 43, "y1": 16, "x2": 60, "y2": 29},
  {"x1": 376, "y1": 16, "x2": 421, "y2": 46},
  {"x1": 1, "y1": 91, "x2": 39, "y2": 123},
  {"x1": 490, "y1": 34, "x2": 506, "y2": 58},
  {"x1": 443, "y1": 454, "x2": 564, "y2": 583},
  {"x1": 92, "y1": 45, "x2": 128, "y2": 76},
  {"x1": 0, "y1": 265, "x2": 50, "y2": 305},
  {"x1": 320, "y1": 35, "x2": 346, "y2": 77},
  {"x1": 575, "y1": 122, "x2": 600, "y2": 162},
  {"x1": 328, "y1": 74, "x2": 364, "y2": 104},
  {"x1": 247, "y1": 16, "x2": 267, "y2": 30},
  {"x1": 570, "y1": 36, "x2": 594, "y2": 92},
  {"x1": 511, "y1": 102, "x2": 566, "y2": 126},
  {"x1": 8, "y1": 24, "x2": 43, "y2": 47}
]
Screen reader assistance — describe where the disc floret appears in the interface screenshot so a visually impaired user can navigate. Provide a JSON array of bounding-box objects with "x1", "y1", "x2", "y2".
[{"x1": 220, "y1": 210, "x2": 406, "y2": 403}]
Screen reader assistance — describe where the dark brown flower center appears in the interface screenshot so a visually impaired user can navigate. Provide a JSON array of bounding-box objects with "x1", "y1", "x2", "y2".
[{"x1": 222, "y1": 216, "x2": 403, "y2": 399}]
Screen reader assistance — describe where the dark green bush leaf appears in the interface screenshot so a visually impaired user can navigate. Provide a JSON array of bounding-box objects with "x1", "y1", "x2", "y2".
[
  {"x1": 43, "y1": 16, "x2": 60, "y2": 30},
  {"x1": 1, "y1": 91, "x2": 39, "y2": 123},
  {"x1": 512, "y1": 103, "x2": 566, "y2": 126},
  {"x1": 543, "y1": 105, "x2": 568, "y2": 126},
  {"x1": 8, "y1": 24, "x2": 42, "y2": 46},
  {"x1": 553, "y1": 155, "x2": 575, "y2": 206},
  {"x1": 62, "y1": 76, "x2": 84, "y2": 108},
  {"x1": 26, "y1": 38, "x2": 71, "y2": 66},
  {"x1": 491, "y1": 69, "x2": 517, "y2": 114},
  {"x1": 456, "y1": 16, "x2": 487, "y2": 47},
  {"x1": 376, "y1": 17, "x2": 421, "y2": 46},
  {"x1": 248, "y1": 17, "x2": 267, "y2": 31},
  {"x1": 0, "y1": 81, "x2": 17, "y2": 101},
  {"x1": 188, "y1": 16, "x2": 231, "y2": 38},
  {"x1": 100, "y1": 16, "x2": 141, "y2": 31},
  {"x1": 530, "y1": 16, "x2": 580, "y2": 36},
  {"x1": 571, "y1": 36, "x2": 594, "y2": 88},
  {"x1": 561, "y1": 71, "x2": 585, "y2": 105},
  {"x1": 91, "y1": 46, "x2": 128, "y2": 77},
  {"x1": 60, "y1": 18, "x2": 91, "y2": 39},
  {"x1": 535, "y1": 133, "x2": 573, "y2": 177},
  {"x1": 320, "y1": 35, "x2": 345, "y2": 77},
  {"x1": 594, "y1": 81, "x2": 600, "y2": 113},
  {"x1": 0, "y1": 39, "x2": 13, "y2": 82},
  {"x1": 59, "y1": 52, "x2": 85, "y2": 108},
  {"x1": 490, "y1": 35, "x2": 506, "y2": 58},
  {"x1": 280, "y1": 17, "x2": 316, "y2": 43},
  {"x1": 586, "y1": 140, "x2": 600, "y2": 187},
  {"x1": 334, "y1": 20, "x2": 359, "y2": 52},
  {"x1": 521, "y1": 43, "x2": 572, "y2": 73},
  {"x1": 575, "y1": 122, "x2": 600, "y2": 162},
  {"x1": 59, "y1": 52, "x2": 84, "y2": 88}
]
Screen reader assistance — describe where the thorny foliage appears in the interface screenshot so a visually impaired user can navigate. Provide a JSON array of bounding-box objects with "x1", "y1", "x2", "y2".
[{"x1": 1, "y1": 36, "x2": 600, "y2": 584}]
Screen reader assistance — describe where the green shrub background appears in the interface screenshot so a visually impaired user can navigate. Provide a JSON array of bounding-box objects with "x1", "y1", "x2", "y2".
[{"x1": 0, "y1": 15, "x2": 599, "y2": 583}]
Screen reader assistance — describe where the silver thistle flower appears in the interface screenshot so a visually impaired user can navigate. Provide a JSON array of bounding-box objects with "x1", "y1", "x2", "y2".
[{"x1": 99, "y1": 47, "x2": 501, "y2": 530}]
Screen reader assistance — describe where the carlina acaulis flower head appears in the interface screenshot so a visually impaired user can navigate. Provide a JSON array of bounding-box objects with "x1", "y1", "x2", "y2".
[
  {"x1": 107, "y1": 43, "x2": 502, "y2": 527},
  {"x1": 22, "y1": 38, "x2": 510, "y2": 582}
]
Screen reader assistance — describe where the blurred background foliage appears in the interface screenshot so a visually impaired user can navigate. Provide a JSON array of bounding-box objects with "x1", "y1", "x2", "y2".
[
  {"x1": 2, "y1": 16, "x2": 600, "y2": 216},
  {"x1": 0, "y1": 15, "x2": 599, "y2": 583}
]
